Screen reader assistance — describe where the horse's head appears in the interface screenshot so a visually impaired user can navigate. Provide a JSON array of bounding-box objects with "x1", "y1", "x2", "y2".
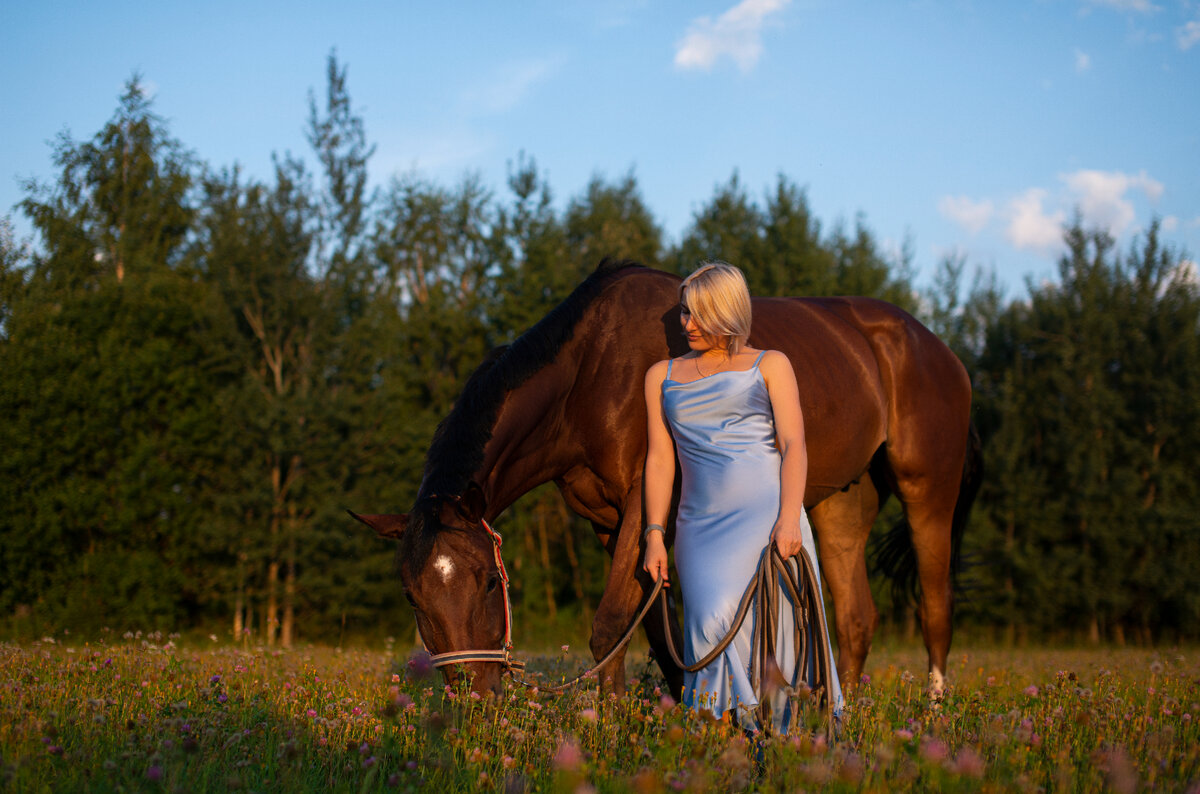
[{"x1": 349, "y1": 483, "x2": 510, "y2": 696}]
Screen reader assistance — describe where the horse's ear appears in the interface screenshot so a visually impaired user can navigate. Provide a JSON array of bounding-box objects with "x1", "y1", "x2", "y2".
[
  {"x1": 456, "y1": 482, "x2": 487, "y2": 524},
  {"x1": 347, "y1": 510, "x2": 408, "y2": 539}
]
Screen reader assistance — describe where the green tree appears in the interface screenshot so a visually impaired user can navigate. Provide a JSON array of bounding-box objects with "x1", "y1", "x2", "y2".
[
  {"x1": 0, "y1": 78, "x2": 240, "y2": 632},
  {"x1": 565, "y1": 170, "x2": 663, "y2": 271},
  {"x1": 971, "y1": 219, "x2": 1200, "y2": 641},
  {"x1": 672, "y1": 171, "x2": 767, "y2": 281}
]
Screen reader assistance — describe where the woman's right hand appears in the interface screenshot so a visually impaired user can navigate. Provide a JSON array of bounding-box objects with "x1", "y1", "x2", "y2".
[{"x1": 643, "y1": 533, "x2": 669, "y2": 583}]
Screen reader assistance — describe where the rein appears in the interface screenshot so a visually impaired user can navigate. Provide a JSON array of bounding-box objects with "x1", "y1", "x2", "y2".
[{"x1": 427, "y1": 519, "x2": 835, "y2": 733}]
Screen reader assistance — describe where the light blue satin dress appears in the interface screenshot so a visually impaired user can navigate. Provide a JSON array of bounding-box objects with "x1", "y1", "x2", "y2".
[{"x1": 662, "y1": 352, "x2": 842, "y2": 731}]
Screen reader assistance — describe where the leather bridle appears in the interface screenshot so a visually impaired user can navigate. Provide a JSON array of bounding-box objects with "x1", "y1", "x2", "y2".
[{"x1": 420, "y1": 518, "x2": 525, "y2": 674}]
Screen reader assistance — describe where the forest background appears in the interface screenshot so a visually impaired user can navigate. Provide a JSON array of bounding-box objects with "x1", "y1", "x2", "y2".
[{"x1": 2, "y1": 59, "x2": 1197, "y2": 650}]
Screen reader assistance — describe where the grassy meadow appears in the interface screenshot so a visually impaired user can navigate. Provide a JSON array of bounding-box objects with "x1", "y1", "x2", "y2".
[{"x1": 1, "y1": 636, "x2": 1197, "y2": 792}]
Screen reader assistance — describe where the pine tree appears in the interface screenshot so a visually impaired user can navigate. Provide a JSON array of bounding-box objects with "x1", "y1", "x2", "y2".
[{"x1": 0, "y1": 77, "x2": 238, "y2": 632}]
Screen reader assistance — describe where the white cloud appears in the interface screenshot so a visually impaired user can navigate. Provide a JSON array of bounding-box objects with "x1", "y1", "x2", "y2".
[
  {"x1": 1083, "y1": 0, "x2": 1159, "y2": 12},
  {"x1": 939, "y1": 195, "x2": 995, "y2": 234},
  {"x1": 1061, "y1": 168, "x2": 1163, "y2": 235},
  {"x1": 462, "y1": 56, "x2": 564, "y2": 115},
  {"x1": 1007, "y1": 189, "x2": 1067, "y2": 252},
  {"x1": 1162, "y1": 215, "x2": 1179, "y2": 232},
  {"x1": 674, "y1": 0, "x2": 791, "y2": 73},
  {"x1": 1178, "y1": 19, "x2": 1200, "y2": 50},
  {"x1": 378, "y1": 127, "x2": 495, "y2": 177},
  {"x1": 1074, "y1": 47, "x2": 1092, "y2": 72}
]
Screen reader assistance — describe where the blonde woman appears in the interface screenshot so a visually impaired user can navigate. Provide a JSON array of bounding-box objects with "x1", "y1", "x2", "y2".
[{"x1": 642, "y1": 262, "x2": 842, "y2": 732}]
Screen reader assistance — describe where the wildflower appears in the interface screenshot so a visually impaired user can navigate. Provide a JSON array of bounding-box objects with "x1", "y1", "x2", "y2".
[
  {"x1": 1105, "y1": 746, "x2": 1138, "y2": 794},
  {"x1": 919, "y1": 737, "x2": 949, "y2": 762},
  {"x1": 1149, "y1": 660, "x2": 1164, "y2": 676},
  {"x1": 562, "y1": 644, "x2": 570, "y2": 653},
  {"x1": 407, "y1": 651, "x2": 434, "y2": 679},
  {"x1": 894, "y1": 728, "x2": 914, "y2": 742},
  {"x1": 502, "y1": 755, "x2": 516, "y2": 769},
  {"x1": 391, "y1": 673, "x2": 400, "y2": 683},
  {"x1": 1024, "y1": 685, "x2": 1039, "y2": 697},
  {"x1": 210, "y1": 675, "x2": 221, "y2": 685},
  {"x1": 860, "y1": 673, "x2": 870, "y2": 685},
  {"x1": 952, "y1": 747, "x2": 986, "y2": 778},
  {"x1": 553, "y1": 738, "x2": 583, "y2": 771},
  {"x1": 145, "y1": 765, "x2": 163, "y2": 782},
  {"x1": 580, "y1": 707, "x2": 598, "y2": 723}
]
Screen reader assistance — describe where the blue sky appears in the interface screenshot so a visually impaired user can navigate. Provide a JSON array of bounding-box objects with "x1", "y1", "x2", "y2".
[{"x1": 3, "y1": 0, "x2": 1198, "y2": 294}]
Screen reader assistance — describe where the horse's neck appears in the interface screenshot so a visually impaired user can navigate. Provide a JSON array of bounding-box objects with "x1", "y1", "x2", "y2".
[{"x1": 477, "y1": 366, "x2": 580, "y2": 519}]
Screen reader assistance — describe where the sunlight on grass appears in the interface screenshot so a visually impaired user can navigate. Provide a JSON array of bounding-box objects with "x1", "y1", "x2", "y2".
[{"x1": 1, "y1": 637, "x2": 1196, "y2": 791}]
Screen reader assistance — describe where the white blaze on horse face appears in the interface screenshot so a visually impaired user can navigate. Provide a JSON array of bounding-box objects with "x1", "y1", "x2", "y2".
[{"x1": 433, "y1": 554, "x2": 455, "y2": 584}]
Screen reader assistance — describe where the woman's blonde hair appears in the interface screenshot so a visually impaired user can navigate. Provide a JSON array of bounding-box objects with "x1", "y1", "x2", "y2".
[{"x1": 679, "y1": 262, "x2": 752, "y2": 354}]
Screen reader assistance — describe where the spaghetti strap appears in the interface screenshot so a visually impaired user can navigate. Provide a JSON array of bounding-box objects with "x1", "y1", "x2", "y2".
[
  {"x1": 667, "y1": 359, "x2": 674, "y2": 379},
  {"x1": 752, "y1": 350, "x2": 767, "y2": 368}
]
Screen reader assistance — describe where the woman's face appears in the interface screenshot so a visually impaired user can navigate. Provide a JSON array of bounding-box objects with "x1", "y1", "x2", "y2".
[{"x1": 680, "y1": 298, "x2": 719, "y2": 352}]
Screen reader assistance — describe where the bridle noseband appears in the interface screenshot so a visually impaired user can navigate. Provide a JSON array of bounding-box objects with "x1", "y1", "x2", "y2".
[{"x1": 421, "y1": 518, "x2": 525, "y2": 674}]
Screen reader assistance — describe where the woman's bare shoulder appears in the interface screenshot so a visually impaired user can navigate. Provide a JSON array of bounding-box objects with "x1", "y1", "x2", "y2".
[
  {"x1": 758, "y1": 349, "x2": 797, "y2": 383},
  {"x1": 645, "y1": 359, "x2": 672, "y2": 384},
  {"x1": 758, "y1": 349, "x2": 794, "y2": 370}
]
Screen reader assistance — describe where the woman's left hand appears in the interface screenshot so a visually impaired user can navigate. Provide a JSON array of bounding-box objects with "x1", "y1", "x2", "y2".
[{"x1": 770, "y1": 517, "x2": 804, "y2": 559}]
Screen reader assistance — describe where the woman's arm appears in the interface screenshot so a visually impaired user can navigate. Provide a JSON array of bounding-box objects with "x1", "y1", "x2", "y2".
[
  {"x1": 642, "y1": 360, "x2": 675, "y2": 582},
  {"x1": 760, "y1": 350, "x2": 808, "y2": 558}
]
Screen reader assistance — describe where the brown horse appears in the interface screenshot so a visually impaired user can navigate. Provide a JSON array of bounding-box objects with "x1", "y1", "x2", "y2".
[{"x1": 351, "y1": 260, "x2": 981, "y2": 697}]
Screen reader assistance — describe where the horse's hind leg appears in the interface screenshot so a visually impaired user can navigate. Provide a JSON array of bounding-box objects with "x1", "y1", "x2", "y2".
[
  {"x1": 888, "y1": 446, "x2": 967, "y2": 697},
  {"x1": 808, "y1": 477, "x2": 882, "y2": 689}
]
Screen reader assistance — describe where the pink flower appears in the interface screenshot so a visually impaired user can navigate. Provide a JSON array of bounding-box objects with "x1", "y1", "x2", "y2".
[
  {"x1": 1024, "y1": 685, "x2": 1039, "y2": 697},
  {"x1": 406, "y1": 651, "x2": 434, "y2": 679},
  {"x1": 919, "y1": 737, "x2": 949, "y2": 762},
  {"x1": 580, "y1": 708, "x2": 598, "y2": 723},
  {"x1": 145, "y1": 765, "x2": 163, "y2": 782},
  {"x1": 952, "y1": 747, "x2": 986, "y2": 778},
  {"x1": 894, "y1": 728, "x2": 914, "y2": 742},
  {"x1": 552, "y1": 738, "x2": 583, "y2": 771}
]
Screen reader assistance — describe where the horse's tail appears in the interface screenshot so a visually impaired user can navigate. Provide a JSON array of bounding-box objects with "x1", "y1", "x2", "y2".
[{"x1": 870, "y1": 421, "x2": 984, "y2": 603}]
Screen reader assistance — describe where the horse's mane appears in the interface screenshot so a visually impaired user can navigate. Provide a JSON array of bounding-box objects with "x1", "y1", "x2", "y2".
[{"x1": 402, "y1": 258, "x2": 644, "y2": 568}]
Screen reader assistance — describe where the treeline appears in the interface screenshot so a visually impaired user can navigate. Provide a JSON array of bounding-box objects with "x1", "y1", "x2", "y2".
[{"x1": 1, "y1": 59, "x2": 1196, "y2": 646}]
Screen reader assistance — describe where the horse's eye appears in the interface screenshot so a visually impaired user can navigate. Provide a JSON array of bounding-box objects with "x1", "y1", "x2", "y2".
[
  {"x1": 486, "y1": 574, "x2": 501, "y2": 594},
  {"x1": 403, "y1": 591, "x2": 417, "y2": 606}
]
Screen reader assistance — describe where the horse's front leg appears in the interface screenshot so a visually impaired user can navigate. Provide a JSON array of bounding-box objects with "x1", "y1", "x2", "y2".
[{"x1": 587, "y1": 494, "x2": 652, "y2": 696}]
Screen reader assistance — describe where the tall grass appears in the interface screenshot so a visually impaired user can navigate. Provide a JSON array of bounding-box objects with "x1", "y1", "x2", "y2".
[{"x1": 1, "y1": 636, "x2": 1196, "y2": 791}]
